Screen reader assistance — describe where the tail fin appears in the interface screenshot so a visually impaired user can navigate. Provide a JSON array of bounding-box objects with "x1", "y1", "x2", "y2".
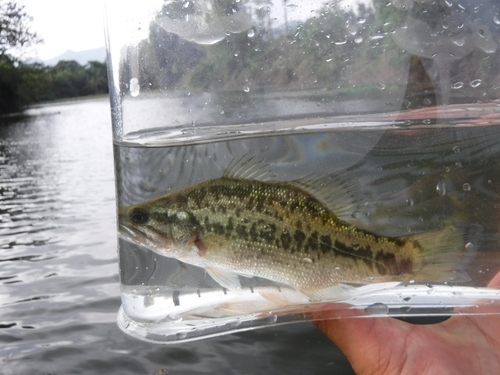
[{"x1": 410, "y1": 224, "x2": 482, "y2": 283}]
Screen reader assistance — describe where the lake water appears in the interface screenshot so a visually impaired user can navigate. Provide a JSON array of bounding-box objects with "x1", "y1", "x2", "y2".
[{"x1": 0, "y1": 97, "x2": 355, "y2": 374}]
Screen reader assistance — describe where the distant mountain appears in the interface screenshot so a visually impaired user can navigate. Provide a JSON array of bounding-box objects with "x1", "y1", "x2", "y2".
[{"x1": 42, "y1": 47, "x2": 107, "y2": 66}]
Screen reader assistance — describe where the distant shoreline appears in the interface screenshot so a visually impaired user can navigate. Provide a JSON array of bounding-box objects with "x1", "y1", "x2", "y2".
[{"x1": 28, "y1": 93, "x2": 110, "y2": 109}]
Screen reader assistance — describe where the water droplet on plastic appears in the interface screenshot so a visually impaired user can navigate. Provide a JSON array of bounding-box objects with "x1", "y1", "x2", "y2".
[
  {"x1": 276, "y1": 56, "x2": 286, "y2": 69},
  {"x1": 243, "y1": 86, "x2": 250, "y2": 92},
  {"x1": 247, "y1": 29, "x2": 255, "y2": 38},
  {"x1": 130, "y1": 78, "x2": 140, "y2": 97},
  {"x1": 423, "y1": 119, "x2": 431, "y2": 124},
  {"x1": 377, "y1": 82, "x2": 386, "y2": 90},
  {"x1": 341, "y1": 65, "x2": 352, "y2": 80},
  {"x1": 234, "y1": 52, "x2": 239, "y2": 57},
  {"x1": 465, "y1": 242, "x2": 474, "y2": 250},
  {"x1": 494, "y1": 14, "x2": 500, "y2": 25},
  {"x1": 302, "y1": 257, "x2": 313, "y2": 264},
  {"x1": 365, "y1": 303, "x2": 389, "y2": 315},
  {"x1": 354, "y1": 37, "x2": 363, "y2": 44},
  {"x1": 451, "y1": 81, "x2": 464, "y2": 89},
  {"x1": 401, "y1": 306, "x2": 412, "y2": 313},
  {"x1": 423, "y1": 98, "x2": 432, "y2": 106},
  {"x1": 167, "y1": 314, "x2": 183, "y2": 322},
  {"x1": 357, "y1": 17, "x2": 366, "y2": 24},
  {"x1": 220, "y1": 110, "x2": 225, "y2": 114},
  {"x1": 406, "y1": 198, "x2": 414, "y2": 207},
  {"x1": 462, "y1": 183, "x2": 471, "y2": 191},
  {"x1": 427, "y1": 286, "x2": 436, "y2": 294},
  {"x1": 470, "y1": 79, "x2": 482, "y2": 88},
  {"x1": 229, "y1": 319, "x2": 242, "y2": 327},
  {"x1": 267, "y1": 314, "x2": 278, "y2": 323},
  {"x1": 351, "y1": 210, "x2": 361, "y2": 219},
  {"x1": 452, "y1": 145, "x2": 460, "y2": 154},
  {"x1": 436, "y1": 180, "x2": 446, "y2": 196}
]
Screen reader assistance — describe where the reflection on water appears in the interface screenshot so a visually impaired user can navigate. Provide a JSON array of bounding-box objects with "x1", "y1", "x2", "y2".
[{"x1": 0, "y1": 98, "x2": 354, "y2": 375}]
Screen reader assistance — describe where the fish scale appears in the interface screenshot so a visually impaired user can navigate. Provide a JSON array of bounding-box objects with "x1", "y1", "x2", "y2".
[{"x1": 118, "y1": 158, "x2": 475, "y2": 301}]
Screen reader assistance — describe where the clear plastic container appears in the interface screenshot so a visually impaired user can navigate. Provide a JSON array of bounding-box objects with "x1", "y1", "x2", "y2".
[{"x1": 105, "y1": 0, "x2": 500, "y2": 343}]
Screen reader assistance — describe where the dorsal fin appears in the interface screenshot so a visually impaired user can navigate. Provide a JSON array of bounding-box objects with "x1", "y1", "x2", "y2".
[
  {"x1": 224, "y1": 155, "x2": 364, "y2": 220},
  {"x1": 288, "y1": 171, "x2": 365, "y2": 221},
  {"x1": 223, "y1": 155, "x2": 275, "y2": 181}
]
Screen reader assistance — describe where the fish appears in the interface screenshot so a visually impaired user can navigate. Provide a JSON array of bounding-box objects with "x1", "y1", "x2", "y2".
[{"x1": 118, "y1": 156, "x2": 480, "y2": 302}]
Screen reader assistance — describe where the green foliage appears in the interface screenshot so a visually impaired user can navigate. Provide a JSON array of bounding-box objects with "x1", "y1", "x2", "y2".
[
  {"x1": 127, "y1": 1, "x2": 408, "y2": 93},
  {"x1": 0, "y1": 55, "x2": 23, "y2": 113},
  {"x1": 123, "y1": 0, "x2": 499, "y2": 108},
  {"x1": 0, "y1": 0, "x2": 41, "y2": 59},
  {"x1": 0, "y1": 58, "x2": 109, "y2": 115},
  {"x1": 0, "y1": 1, "x2": 111, "y2": 114}
]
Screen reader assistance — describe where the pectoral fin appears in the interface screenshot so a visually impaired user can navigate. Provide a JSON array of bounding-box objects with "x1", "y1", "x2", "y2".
[
  {"x1": 206, "y1": 267, "x2": 242, "y2": 291},
  {"x1": 192, "y1": 233, "x2": 243, "y2": 291}
]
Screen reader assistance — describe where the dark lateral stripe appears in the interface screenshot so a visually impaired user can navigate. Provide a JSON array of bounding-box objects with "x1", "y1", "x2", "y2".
[
  {"x1": 315, "y1": 236, "x2": 411, "y2": 276},
  {"x1": 261, "y1": 223, "x2": 276, "y2": 243},
  {"x1": 375, "y1": 250, "x2": 412, "y2": 275},
  {"x1": 249, "y1": 223, "x2": 259, "y2": 241},
  {"x1": 293, "y1": 230, "x2": 306, "y2": 249},
  {"x1": 318, "y1": 235, "x2": 374, "y2": 263},
  {"x1": 236, "y1": 224, "x2": 248, "y2": 240},
  {"x1": 212, "y1": 222, "x2": 225, "y2": 235},
  {"x1": 307, "y1": 231, "x2": 319, "y2": 251},
  {"x1": 226, "y1": 217, "x2": 234, "y2": 233},
  {"x1": 319, "y1": 235, "x2": 332, "y2": 253},
  {"x1": 281, "y1": 232, "x2": 292, "y2": 250}
]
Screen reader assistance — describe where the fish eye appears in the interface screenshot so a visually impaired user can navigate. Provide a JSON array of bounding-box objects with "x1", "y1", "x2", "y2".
[{"x1": 128, "y1": 207, "x2": 149, "y2": 224}]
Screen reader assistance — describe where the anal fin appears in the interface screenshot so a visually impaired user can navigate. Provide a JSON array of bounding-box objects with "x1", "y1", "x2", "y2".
[
  {"x1": 300, "y1": 283, "x2": 357, "y2": 302},
  {"x1": 300, "y1": 282, "x2": 402, "y2": 302},
  {"x1": 206, "y1": 267, "x2": 242, "y2": 292}
]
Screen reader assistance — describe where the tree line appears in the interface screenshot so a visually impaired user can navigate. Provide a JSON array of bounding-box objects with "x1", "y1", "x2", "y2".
[
  {"x1": 0, "y1": 1, "x2": 108, "y2": 115},
  {"x1": 0, "y1": 58, "x2": 108, "y2": 114}
]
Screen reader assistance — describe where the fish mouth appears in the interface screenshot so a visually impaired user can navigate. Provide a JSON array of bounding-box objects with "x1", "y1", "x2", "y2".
[
  {"x1": 118, "y1": 206, "x2": 144, "y2": 243},
  {"x1": 118, "y1": 222, "x2": 144, "y2": 244}
]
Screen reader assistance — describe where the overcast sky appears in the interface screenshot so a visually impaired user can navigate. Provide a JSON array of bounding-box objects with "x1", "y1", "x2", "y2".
[
  {"x1": 18, "y1": 0, "x2": 106, "y2": 60},
  {"x1": 17, "y1": 0, "x2": 369, "y2": 61}
]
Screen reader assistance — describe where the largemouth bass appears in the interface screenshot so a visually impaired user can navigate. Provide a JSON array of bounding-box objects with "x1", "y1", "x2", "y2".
[{"x1": 118, "y1": 157, "x2": 478, "y2": 301}]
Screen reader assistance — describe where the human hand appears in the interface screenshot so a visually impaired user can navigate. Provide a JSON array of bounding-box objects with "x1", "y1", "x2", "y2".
[{"x1": 313, "y1": 275, "x2": 500, "y2": 375}]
